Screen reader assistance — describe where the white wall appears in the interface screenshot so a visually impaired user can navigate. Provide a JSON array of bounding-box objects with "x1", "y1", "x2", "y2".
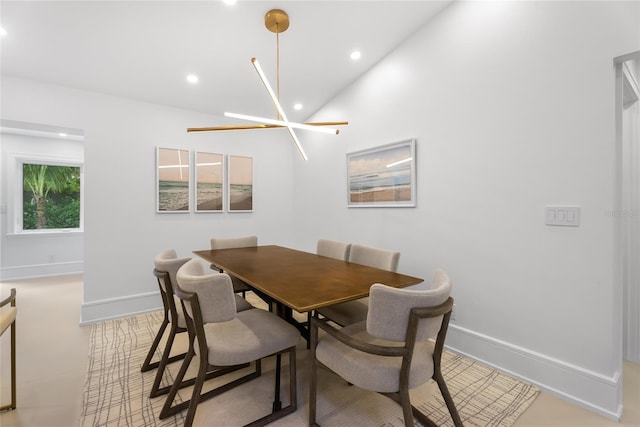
[
  {"x1": 0, "y1": 76, "x2": 296, "y2": 323},
  {"x1": 294, "y1": 0, "x2": 640, "y2": 420},
  {"x1": 1, "y1": 0, "x2": 638, "y2": 420},
  {"x1": 0, "y1": 133, "x2": 84, "y2": 279}
]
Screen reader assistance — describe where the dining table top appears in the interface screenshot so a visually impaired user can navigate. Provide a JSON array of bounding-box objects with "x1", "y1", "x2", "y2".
[{"x1": 194, "y1": 245, "x2": 424, "y2": 313}]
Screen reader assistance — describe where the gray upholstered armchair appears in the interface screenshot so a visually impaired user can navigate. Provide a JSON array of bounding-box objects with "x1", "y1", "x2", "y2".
[
  {"x1": 210, "y1": 235, "x2": 257, "y2": 296},
  {"x1": 143, "y1": 249, "x2": 252, "y2": 398},
  {"x1": 309, "y1": 269, "x2": 463, "y2": 427},
  {"x1": 141, "y1": 249, "x2": 190, "y2": 399},
  {"x1": 160, "y1": 259, "x2": 300, "y2": 427},
  {"x1": 316, "y1": 243, "x2": 400, "y2": 326},
  {"x1": 316, "y1": 238, "x2": 351, "y2": 261}
]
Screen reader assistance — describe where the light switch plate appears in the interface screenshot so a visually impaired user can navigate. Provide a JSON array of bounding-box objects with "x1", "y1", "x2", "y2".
[{"x1": 546, "y1": 206, "x2": 580, "y2": 227}]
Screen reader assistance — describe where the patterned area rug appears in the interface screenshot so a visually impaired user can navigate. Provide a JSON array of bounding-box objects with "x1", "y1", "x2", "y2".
[{"x1": 79, "y1": 310, "x2": 539, "y2": 427}]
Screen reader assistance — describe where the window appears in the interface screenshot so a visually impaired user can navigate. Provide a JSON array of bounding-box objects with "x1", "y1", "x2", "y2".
[{"x1": 10, "y1": 155, "x2": 84, "y2": 234}]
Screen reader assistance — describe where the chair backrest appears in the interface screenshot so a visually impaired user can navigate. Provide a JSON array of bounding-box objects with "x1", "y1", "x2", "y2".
[
  {"x1": 316, "y1": 239, "x2": 351, "y2": 261},
  {"x1": 210, "y1": 236, "x2": 258, "y2": 250},
  {"x1": 366, "y1": 269, "x2": 452, "y2": 342},
  {"x1": 176, "y1": 259, "x2": 237, "y2": 324},
  {"x1": 154, "y1": 249, "x2": 190, "y2": 293},
  {"x1": 349, "y1": 243, "x2": 400, "y2": 272}
]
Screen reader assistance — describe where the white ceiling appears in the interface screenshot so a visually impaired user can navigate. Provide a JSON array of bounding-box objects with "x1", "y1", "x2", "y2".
[{"x1": 0, "y1": 1, "x2": 453, "y2": 125}]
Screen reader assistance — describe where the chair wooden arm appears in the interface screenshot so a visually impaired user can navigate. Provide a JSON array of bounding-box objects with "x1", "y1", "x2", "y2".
[
  {"x1": 312, "y1": 314, "x2": 408, "y2": 357},
  {"x1": 313, "y1": 298, "x2": 454, "y2": 358},
  {"x1": 0, "y1": 289, "x2": 16, "y2": 308}
]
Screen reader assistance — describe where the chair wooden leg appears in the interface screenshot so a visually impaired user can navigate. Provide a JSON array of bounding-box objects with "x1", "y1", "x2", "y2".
[
  {"x1": 288, "y1": 347, "x2": 297, "y2": 413},
  {"x1": 398, "y1": 386, "x2": 415, "y2": 427},
  {"x1": 10, "y1": 320, "x2": 16, "y2": 410},
  {"x1": 309, "y1": 359, "x2": 319, "y2": 426},
  {"x1": 149, "y1": 324, "x2": 186, "y2": 397},
  {"x1": 434, "y1": 370, "x2": 464, "y2": 427},
  {"x1": 183, "y1": 355, "x2": 208, "y2": 427},
  {"x1": 141, "y1": 317, "x2": 169, "y2": 372},
  {"x1": 273, "y1": 354, "x2": 282, "y2": 411},
  {"x1": 244, "y1": 347, "x2": 297, "y2": 427},
  {"x1": 309, "y1": 318, "x2": 319, "y2": 427},
  {"x1": 0, "y1": 321, "x2": 16, "y2": 412},
  {"x1": 159, "y1": 340, "x2": 195, "y2": 420}
]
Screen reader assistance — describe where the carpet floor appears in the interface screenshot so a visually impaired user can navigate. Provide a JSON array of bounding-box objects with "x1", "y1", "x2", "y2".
[{"x1": 79, "y1": 310, "x2": 539, "y2": 427}]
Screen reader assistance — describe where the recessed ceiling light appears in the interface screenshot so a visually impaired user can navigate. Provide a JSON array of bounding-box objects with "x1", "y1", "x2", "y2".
[
  {"x1": 0, "y1": 27, "x2": 7, "y2": 37},
  {"x1": 186, "y1": 74, "x2": 199, "y2": 84},
  {"x1": 350, "y1": 51, "x2": 361, "y2": 61},
  {"x1": 223, "y1": 0, "x2": 237, "y2": 5},
  {"x1": 293, "y1": 103, "x2": 303, "y2": 111}
]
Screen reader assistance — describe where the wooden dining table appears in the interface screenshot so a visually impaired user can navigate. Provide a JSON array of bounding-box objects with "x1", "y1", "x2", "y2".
[{"x1": 194, "y1": 245, "x2": 424, "y2": 341}]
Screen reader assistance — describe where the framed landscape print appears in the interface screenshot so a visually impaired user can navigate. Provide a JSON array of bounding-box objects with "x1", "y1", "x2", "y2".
[
  {"x1": 156, "y1": 147, "x2": 190, "y2": 212},
  {"x1": 195, "y1": 152, "x2": 224, "y2": 212},
  {"x1": 347, "y1": 138, "x2": 416, "y2": 208},
  {"x1": 227, "y1": 155, "x2": 253, "y2": 212}
]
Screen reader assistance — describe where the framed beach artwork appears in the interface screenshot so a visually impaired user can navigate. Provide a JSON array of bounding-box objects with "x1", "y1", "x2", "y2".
[
  {"x1": 156, "y1": 147, "x2": 191, "y2": 212},
  {"x1": 195, "y1": 152, "x2": 224, "y2": 212},
  {"x1": 227, "y1": 155, "x2": 253, "y2": 212},
  {"x1": 347, "y1": 138, "x2": 416, "y2": 208}
]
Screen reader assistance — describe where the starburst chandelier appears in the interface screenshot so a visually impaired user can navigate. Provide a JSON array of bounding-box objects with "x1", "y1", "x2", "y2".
[{"x1": 187, "y1": 9, "x2": 348, "y2": 160}]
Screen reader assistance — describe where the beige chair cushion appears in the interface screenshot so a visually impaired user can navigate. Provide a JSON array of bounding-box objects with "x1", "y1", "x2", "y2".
[
  {"x1": 202, "y1": 309, "x2": 300, "y2": 366},
  {"x1": 349, "y1": 244, "x2": 400, "y2": 272},
  {"x1": 0, "y1": 307, "x2": 16, "y2": 336},
  {"x1": 315, "y1": 320, "x2": 434, "y2": 393},
  {"x1": 316, "y1": 239, "x2": 351, "y2": 261},
  {"x1": 177, "y1": 259, "x2": 238, "y2": 323},
  {"x1": 367, "y1": 270, "x2": 452, "y2": 342},
  {"x1": 316, "y1": 300, "x2": 368, "y2": 327},
  {"x1": 210, "y1": 236, "x2": 257, "y2": 250},
  {"x1": 154, "y1": 249, "x2": 190, "y2": 293},
  {"x1": 317, "y1": 243, "x2": 400, "y2": 325},
  {"x1": 210, "y1": 236, "x2": 257, "y2": 293},
  {"x1": 155, "y1": 249, "x2": 191, "y2": 328},
  {"x1": 316, "y1": 269, "x2": 453, "y2": 394},
  {"x1": 234, "y1": 295, "x2": 252, "y2": 312}
]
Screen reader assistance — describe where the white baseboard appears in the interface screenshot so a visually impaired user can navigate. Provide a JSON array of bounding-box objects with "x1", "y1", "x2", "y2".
[
  {"x1": 80, "y1": 291, "x2": 162, "y2": 325},
  {"x1": 446, "y1": 324, "x2": 623, "y2": 421},
  {"x1": 0, "y1": 261, "x2": 83, "y2": 281}
]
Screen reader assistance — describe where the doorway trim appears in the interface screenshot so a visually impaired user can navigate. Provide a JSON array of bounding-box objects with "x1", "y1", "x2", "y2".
[{"x1": 614, "y1": 50, "x2": 640, "y2": 365}]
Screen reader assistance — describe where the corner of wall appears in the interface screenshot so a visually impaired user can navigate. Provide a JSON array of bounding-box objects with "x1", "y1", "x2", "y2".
[
  {"x1": 446, "y1": 325, "x2": 622, "y2": 421},
  {"x1": 80, "y1": 291, "x2": 161, "y2": 325}
]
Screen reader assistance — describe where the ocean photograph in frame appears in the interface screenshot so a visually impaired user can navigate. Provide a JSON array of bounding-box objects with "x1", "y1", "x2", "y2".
[
  {"x1": 347, "y1": 138, "x2": 416, "y2": 208},
  {"x1": 228, "y1": 155, "x2": 253, "y2": 212},
  {"x1": 195, "y1": 152, "x2": 224, "y2": 212},
  {"x1": 156, "y1": 147, "x2": 190, "y2": 212}
]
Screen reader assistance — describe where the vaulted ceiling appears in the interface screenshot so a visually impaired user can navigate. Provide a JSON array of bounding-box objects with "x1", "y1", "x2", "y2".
[{"x1": 0, "y1": 1, "x2": 453, "y2": 125}]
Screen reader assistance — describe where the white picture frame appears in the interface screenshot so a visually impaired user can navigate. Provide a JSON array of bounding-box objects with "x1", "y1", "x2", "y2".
[
  {"x1": 156, "y1": 147, "x2": 190, "y2": 213},
  {"x1": 347, "y1": 138, "x2": 416, "y2": 208}
]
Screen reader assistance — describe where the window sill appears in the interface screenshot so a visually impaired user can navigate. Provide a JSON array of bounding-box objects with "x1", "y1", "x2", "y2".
[{"x1": 6, "y1": 229, "x2": 84, "y2": 238}]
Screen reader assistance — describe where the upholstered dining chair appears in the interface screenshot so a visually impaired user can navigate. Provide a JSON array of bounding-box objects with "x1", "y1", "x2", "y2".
[
  {"x1": 316, "y1": 243, "x2": 400, "y2": 326},
  {"x1": 143, "y1": 249, "x2": 252, "y2": 398},
  {"x1": 210, "y1": 235, "x2": 257, "y2": 297},
  {"x1": 309, "y1": 269, "x2": 463, "y2": 427},
  {"x1": 160, "y1": 259, "x2": 300, "y2": 427},
  {"x1": 306, "y1": 239, "x2": 353, "y2": 346},
  {"x1": 316, "y1": 238, "x2": 351, "y2": 261},
  {"x1": 0, "y1": 288, "x2": 17, "y2": 411}
]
